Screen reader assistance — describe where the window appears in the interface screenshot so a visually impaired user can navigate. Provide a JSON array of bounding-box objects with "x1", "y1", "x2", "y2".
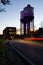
[
  {"x1": 9, "y1": 29, "x2": 12, "y2": 31},
  {"x1": 9, "y1": 32, "x2": 15, "y2": 35}
]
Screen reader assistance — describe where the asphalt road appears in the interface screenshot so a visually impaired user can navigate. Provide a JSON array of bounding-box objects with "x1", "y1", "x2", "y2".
[
  {"x1": 9, "y1": 40, "x2": 43, "y2": 65},
  {"x1": 4, "y1": 41, "x2": 26, "y2": 65}
]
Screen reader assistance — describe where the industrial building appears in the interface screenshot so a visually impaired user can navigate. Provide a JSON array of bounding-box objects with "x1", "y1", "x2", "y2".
[
  {"x1": 20, "y1": 4, "x2": 34, "y2": 37},
  {"x1": 3, "y1": 27, "x2": 16, "y2": 39},
  {"x1": 34, "y1": 28, "x2": 43, "y2": 37}
]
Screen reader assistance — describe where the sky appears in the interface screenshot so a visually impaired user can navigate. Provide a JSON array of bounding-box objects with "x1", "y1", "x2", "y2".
[{"x1": 0, "y1": 0, "x2": 43, "y2": 34}]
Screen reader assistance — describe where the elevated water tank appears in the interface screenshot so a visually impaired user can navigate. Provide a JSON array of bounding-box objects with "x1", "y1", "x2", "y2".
[{"x1": 20, "y1": 5, "x2": 34, "y2": 23}]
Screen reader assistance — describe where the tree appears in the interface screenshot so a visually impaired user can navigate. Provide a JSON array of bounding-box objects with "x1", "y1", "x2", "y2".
[
  {"x1": 1, "y1": 0, "x2": 10, "y2": 5},
  {"x1": 0, "y1": 0, "x2": 10, "y2": 12}
]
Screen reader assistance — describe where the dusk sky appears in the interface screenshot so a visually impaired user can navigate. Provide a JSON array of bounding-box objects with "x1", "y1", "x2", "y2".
[{"x1": 0, "y1": 0, "x2": 43, "y2": 34}]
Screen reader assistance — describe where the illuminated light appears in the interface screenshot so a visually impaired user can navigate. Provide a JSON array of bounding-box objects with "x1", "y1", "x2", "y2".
[
  {"x1": 10, "y1": 36, "x2": 14, "y2": 39},
  {"x1": 9, "y1": 32, "x2": 15, "y2": 35},
  {"x1": 30, "y1": 29, "x2": 33, "y2": 32},
  {"x1": 9, "y1": 29, "x2": 12, "y2": 31}
]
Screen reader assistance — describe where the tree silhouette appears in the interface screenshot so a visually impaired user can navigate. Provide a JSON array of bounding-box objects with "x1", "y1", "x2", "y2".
[
  {"x1": 0, "y1": 0, "x2": 10, "y2": 12},
  {"x1": 1, "y1": 0, "x2": 10, "y2": 5}
]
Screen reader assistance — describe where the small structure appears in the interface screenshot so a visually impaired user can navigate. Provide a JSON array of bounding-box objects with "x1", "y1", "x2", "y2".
[
  {"x1": 20, "y1": 4, "x2": 34, "y2": 37},
  {"x1": 3, "y1": 27, "x2": 16, "y2": 39}
]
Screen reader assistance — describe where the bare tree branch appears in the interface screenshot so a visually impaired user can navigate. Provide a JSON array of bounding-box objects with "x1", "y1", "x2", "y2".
[
  {"x1": 1, "y1": 0, "x2": 10, "y2": 5},
  {"x1": 0, "y1": 8, "x2": 6, "y2": 12},
  {"x1": 0, "y1": 0, "x2": 11, "y2": 12}
]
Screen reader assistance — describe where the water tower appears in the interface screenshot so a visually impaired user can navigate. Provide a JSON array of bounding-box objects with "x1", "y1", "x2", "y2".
[{"x1": 20, "y1": 4, "x2": 34, "y2": 36}]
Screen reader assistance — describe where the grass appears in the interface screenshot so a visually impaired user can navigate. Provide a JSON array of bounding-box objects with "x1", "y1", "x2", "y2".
[
  {"x1": 0, "y1": 39, "x2": 14, "y2": 65},
  {"x1": 0, "y1": 39, "x2": 6, "y2": 65}
]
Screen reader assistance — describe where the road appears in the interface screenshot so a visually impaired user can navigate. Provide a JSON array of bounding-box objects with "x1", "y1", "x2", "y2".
[
  {"x1": 6, "y1": 40, "x2": 43, "y2": 65},
  {"x1": 4, "y1": 40, "x2": 43, "y2": 65},
  {"x1": 4, "y1": 41, "x2": 26, "y2": 65}
]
